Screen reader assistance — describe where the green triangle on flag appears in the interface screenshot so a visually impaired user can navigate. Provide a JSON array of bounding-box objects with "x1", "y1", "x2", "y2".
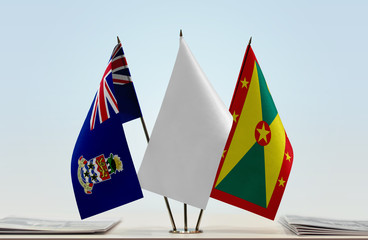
[
  {"x1": 257, "y1": 63, "x2": 278, "y2": 125},
  {"x1": 215, "y1": 143, "x2": 267, "y2": 208}
]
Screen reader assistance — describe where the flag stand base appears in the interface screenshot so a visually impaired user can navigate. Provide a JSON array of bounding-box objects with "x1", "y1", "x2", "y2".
[
  {"x1": 169, "y1": 229, "x2": 203, "y2": 234},
  {"x1": 168, "y1": 204, "x2": 204, "y2": 234}
]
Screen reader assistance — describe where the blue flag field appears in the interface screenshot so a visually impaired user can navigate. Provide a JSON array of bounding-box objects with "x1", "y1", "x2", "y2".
[{"x1": 71, "y1": 42, "x2": 143, "y2": 219}]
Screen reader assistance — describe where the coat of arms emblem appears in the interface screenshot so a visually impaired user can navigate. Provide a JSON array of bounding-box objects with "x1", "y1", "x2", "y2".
[{"x1": 77, "y1": 153, "x2": 123, "y2": 194}]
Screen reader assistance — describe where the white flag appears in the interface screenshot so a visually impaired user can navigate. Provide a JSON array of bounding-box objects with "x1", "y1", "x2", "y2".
[{"x1": 138, "y1": 36, "x2": 232, "y2": 209}]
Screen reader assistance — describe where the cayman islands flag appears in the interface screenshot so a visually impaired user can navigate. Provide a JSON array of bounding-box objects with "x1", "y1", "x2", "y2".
[
  {"x1": 211, "y1": 42, "x2": 293, "y2": 220},
  {"x1": 71, "y1": 41, "x2": 143, "y2": 219}
]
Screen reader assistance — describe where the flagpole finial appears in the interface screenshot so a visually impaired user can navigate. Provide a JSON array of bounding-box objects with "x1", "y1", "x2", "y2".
[
  {"x1": 117, "y1": 36, "x2": 121, "y2": 44},
  {"x1": 180, "y1": 29, "x2": 183, "y2": 37},
  {"x1": 248, "y1": 36, "x2": 252, "y2": 46}
]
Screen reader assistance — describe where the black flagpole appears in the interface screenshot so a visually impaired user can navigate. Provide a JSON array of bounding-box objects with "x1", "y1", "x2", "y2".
[
  {"x1": 116, "y1": 36, "x2": 177, "y2": 231},
  {"x1": 195, "y1": 209, "x2": 203, "y2": 231},
  {"x1": 139, "y1": 116, "x2": 177, "y2": 231},
  {"x1": 179, "y1": 29, "x2": 204, "y2": 234}
]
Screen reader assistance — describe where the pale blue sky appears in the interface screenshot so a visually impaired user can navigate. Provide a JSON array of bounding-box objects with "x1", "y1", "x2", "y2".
[{"x1": 0, "y1": 0, "x2": 368, "y2": 221}]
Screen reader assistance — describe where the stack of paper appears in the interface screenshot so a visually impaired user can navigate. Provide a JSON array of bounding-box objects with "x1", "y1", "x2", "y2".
[
  {"x1": 0, "y1": 216, "x2": 119, "y2": 234},
  {"x1": 280, "y1": 215, "x2": 368, "y2": 236}
]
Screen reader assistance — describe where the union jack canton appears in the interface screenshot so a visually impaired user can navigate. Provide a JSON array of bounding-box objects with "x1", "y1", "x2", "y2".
[{"x1": 90, "y1": 43, "x2": 133, "y2": 130}]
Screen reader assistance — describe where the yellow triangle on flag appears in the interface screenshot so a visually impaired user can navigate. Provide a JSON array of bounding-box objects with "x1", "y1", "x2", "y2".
[
  {"x1": 215, "y1": 63, "x2": 262, "y2": 187},
  {"x1": 264, "y1": 114, "x2": 286, "y2": 206}
]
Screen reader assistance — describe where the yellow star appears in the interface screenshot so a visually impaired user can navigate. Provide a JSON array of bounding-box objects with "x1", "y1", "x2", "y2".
[
  {"x1": 222, "y1": 150, "x2": 227, "y2": 158},
  {"x1": 241, "y1": 78, "x2": 249, "y2": 88},
  {"x1": 285, "y1": 152, "x2": 291, "y2": 162},
  {"x1": 232, "y1": 111, "x2": 239, "y2": 122},
  {"x1": 257, "y1": 123, "x2": 270, "y2": 143},
  {"x1": 278, "y1": 177, "x2": 286, "y2": 187}
]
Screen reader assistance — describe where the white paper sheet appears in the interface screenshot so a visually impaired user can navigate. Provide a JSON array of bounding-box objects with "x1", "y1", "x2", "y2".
[
  {"x1": 280, "y1": 215, "x2": 368, "y2": 236},
  {"x1": 0, "y1": 216, "x2": 119, "y2": 234}
]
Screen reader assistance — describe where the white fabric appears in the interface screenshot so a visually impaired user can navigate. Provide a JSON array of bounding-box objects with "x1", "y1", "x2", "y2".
[{"x1": 138, "y1": 37, "x2": 232, "y2": 209}]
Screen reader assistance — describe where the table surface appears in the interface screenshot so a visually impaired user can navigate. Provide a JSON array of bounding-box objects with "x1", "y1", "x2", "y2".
[{"x1": 0, "y1": 213, "x2": 367, "y2": 240}]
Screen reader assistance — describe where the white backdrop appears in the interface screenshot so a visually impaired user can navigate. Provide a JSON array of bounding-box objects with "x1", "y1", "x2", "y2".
[{"x1": 0, "y1": 0, "x2": 367, "y2": 222}]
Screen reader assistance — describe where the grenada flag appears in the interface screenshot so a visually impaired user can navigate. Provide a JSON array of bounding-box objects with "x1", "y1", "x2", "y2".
[{"x1": 211, "y1": 42, "x2": 293, "y2": 220}]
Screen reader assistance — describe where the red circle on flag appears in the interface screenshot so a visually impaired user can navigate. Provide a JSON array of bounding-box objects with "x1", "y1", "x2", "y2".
[{"x1": 255, "y1": 121, "x2": 271, "y2": 146}]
